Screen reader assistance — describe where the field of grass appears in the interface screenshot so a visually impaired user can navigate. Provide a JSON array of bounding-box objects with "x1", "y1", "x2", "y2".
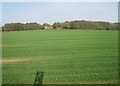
[{"x1": 2, "y1": 30, "x2": 118, "y2": 84}]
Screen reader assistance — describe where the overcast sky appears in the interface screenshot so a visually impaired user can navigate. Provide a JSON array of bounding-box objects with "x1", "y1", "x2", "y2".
[{"x1": 2, "y1": 2, "x2": 118, "y2": 26}]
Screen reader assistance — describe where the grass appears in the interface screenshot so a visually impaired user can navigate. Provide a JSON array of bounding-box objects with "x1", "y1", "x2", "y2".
[{"x1": 2, "y1": 30, "x2": 118, "y2": 84}]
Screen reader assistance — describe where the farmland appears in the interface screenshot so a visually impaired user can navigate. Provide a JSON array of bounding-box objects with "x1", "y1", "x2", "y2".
[{"x1": 2, "y1": 30, "x2": 118, "y2": 84}]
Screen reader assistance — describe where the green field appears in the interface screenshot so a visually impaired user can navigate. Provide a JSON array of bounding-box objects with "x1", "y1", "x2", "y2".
[{"x1": 2, "y1": 30, "x2": 118, "y2": 84}]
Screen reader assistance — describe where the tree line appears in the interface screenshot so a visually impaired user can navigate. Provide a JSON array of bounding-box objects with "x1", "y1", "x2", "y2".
[{"x1": 2, "y1": 20, "x2": 118, "y2": 31}]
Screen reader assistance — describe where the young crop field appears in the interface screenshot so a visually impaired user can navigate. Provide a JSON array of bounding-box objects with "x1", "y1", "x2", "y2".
[{"x1": 2, "y1": 30, "x2": 118, "y2": 84}]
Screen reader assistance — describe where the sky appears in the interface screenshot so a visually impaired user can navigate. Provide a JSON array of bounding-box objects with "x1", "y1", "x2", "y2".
[
  {"x1": 2, "y1": 2, "x2": 118, "y2": 26},
  {"x1": 1, "y1": 0, "x2": 120, "y2": 2}
]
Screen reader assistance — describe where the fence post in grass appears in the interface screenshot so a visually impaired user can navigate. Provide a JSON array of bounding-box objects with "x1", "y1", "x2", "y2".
[{"x1": 34, "y1": 71, "x2": 44, "y2": 86}]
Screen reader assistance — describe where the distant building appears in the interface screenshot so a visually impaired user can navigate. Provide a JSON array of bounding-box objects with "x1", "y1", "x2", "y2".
[
  {"x1": 45, "y1": 26, "x2": 53, "y2": 29},
  {"x1": 45, "y1": 26, "x2": 48, "y2": 29}
]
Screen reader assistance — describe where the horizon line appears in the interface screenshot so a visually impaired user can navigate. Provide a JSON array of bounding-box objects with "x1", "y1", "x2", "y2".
[{"x1": 2, "y1": 19, "x2": 118, "y2": 26}]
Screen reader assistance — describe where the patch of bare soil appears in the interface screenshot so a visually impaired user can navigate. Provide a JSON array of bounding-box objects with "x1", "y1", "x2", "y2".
[
  {"x1": 0, "y1": 58, "x2": 29, "y2": 63},
  {"x1": 1, "y1": 44, "x2": 24, "y2": 47}
]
